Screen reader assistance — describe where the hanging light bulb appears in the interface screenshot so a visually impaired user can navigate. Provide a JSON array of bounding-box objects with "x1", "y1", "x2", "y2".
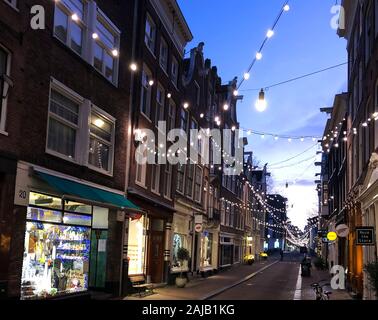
[
  {"x1": 266, "y1": 29, "x2": 275, "y2": 38},
  {"x1": 283, "y1": 4, "x2": 290, "y2": 11},
  {"x1": 255, "y1": 88, "x2": 267, "y2": 112},
  {"x1": 223, "y1": 104, "x2": 229, "y2": 111},
  {"x1": 243, "y1": 72, "x2": 250, "y2": 80},
  {"x1": 256, "y1": 52, "x2": 263, "y2": 60},
  {"x1": 233, "y1": 90, "x2": 239, "y2": 96},
  {"x1": 130, "y1": 63, "x2": 138, "y2": 71}
]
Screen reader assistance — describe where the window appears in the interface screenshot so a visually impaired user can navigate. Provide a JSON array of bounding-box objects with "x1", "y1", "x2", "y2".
[
  {"x1": 168, "y1": 100, "x2": 176, "y2": 132},
  {"x1": 47, "y1": 88, "x2": 81, "y2": 160},
  {"x1": 53, "y1": 1, "x2": 120, "y2": 84},
  {"x1": 164, "y1": 164, "x2": 172, "y2": 198},
  {"x1": 93, "y1": 10, "x2": 120, "y2": 83},
  {"x1": 54, "y1": 0, "x2": 86, "y2": 55},
  {"x1": 46, "y1": 79, "x2": 115, "y2": 174},
  {"x1": 135, "y1": 145, "x2": 147, "y2": 186},
  {"x1": 141, "y1": 66, "x2": 153, "y2": 119},
  {"x1": 159, "y1": 37, "x2": 168, "y2": 72},
  {"x1": 88, "y1": 108, "x2": 115, "y2": 173},
  {"x1": 4, "y1": 0, "x2": 17, "y2": 9},
  {"x1": 151, "y1": 163, "x2": 160, "y2": 193},
  {"x1": 194, "y1": 82, "x2": 200, "y2": 106},
  {"x1": 171, "y1": 56, "x2": 179, "y2": 87},
  {"x1": 186, "y1": 165, "x2": 194, "y2": 198},
  {"x1": 176, "y1": 163, "x2": 185, "y2": 193},
  {"x1": 0, "y1": 45, "x2": 11, "y2": 133},
  {"x1": 155, "y1": 84, "x2": 165, "y2": 126},
  {"x1": 194, "y1": 166, "x2": 203, "y2": 203},
  {"x1": 180, "y1": 108, "x2": 188, "y2": 134},
  {"x1": 145, "y1": 14, "x2": 156, "y2": 54}
]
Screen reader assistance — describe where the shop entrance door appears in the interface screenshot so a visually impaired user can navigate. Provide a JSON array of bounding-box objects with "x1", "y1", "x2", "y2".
[
  {"x1": 148, "y1": 219, "x2": 164, "y2": 283},
  {"x1": 89, "y1": 230, "x2": 108, "y2": 289}
]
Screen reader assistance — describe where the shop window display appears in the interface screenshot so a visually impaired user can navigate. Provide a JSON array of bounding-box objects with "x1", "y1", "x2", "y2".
[
  {"x1": 21, "y1": 192, "x2": 109, "y2": 299},
  {"x1": 127, "y1": 216, "x2": 147, "y2": 275},
  {"x1": 172, "y1": 233, "x2": 189, "y2": 271},
  {"x1": 201, "y1": 232, "x2": 213, "y2": 268}
]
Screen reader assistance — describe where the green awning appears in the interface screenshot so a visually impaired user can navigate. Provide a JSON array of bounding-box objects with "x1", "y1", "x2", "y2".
[{"x1": 36, "y1": 171, "x2": 140, "y2": 211}]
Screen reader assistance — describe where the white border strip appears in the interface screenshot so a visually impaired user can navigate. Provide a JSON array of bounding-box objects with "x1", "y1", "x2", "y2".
[{"x1": 293, "y1": 265, "x2": 302, "y2": 300}]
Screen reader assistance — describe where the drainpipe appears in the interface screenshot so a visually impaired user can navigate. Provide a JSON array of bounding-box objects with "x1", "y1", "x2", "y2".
[{"x1": 119, "y1": 0, "x2": 139, "y2": 297}]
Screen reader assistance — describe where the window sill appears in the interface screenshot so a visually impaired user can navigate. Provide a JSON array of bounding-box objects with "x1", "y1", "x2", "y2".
[
  {"x1": 46, "y1": 149, "x2": 78, "y2": 165},
  {"x1": 135, "y1": 181, "x2": 147, "y2": 189},
  {"x1": 0, "y1": 129, "x2": 8, "y2": 136},
  {"x1": 145, "y1": 45, "x2": 156, "y2": 59},
  {"x1": 164, "y1": 195, "x2": 172, "y2": 201},
  {"x1": 151, "y1": 189, "x2": 161, "y2": 196},
  {"x1": 87, "y1": 164, "x2": 113, "y2": 177},
  {"x1": 140, "y1": 112, "x2": 153, "y2": 123},
  {"x1": 3, "y1": 1, "x2": 19, "y2": 12}
]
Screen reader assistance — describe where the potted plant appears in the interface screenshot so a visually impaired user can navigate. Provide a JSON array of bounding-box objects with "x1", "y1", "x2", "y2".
[
  {"x1": 364, "y1": 261, "x2": 378, "y2": 297},
  {"x1": 175, "y1": 247, "x2": 190, "y2": 288}
]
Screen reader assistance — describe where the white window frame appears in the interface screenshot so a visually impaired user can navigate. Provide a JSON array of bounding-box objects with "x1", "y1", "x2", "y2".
[
  {"x1": 46, "y1": 78, "x2": 115, "y2": 176},
  {"x1": 145, "y1": 14, "x2": 156, "y2": 55},
  {"x1": 151, "y1": 158, "x2": 161, "y2": 194},
  {"x1": 164, "y1": 164, "x2": 172, "y2": 199},
  {"x1": 46, "y1": 79, "x2": 86, "y2": 164},
  {"x1": 140, "y1": 65, "x2": 153, "y2": 120},
  {"x1": 87, "y1": 104, "x2": 116, "y2": 176},
  {"x1": 135, "y1": 145, "x2": 147, "y2": 188},
  {"x1": 93, "y1": 8, "x2": 121, "y2": 85},
  {"x1": 194, "y1": 166, "x2": 203, "y2": 204},
  {"x1": 159, "y1": 37, "x2": 168, "y2": 73},
  {"x1": 155, "y1": 83, "x2": 165, "y2": 128},
  {"x1": 171, "y1": 56, "x2": 179, "y2": 88},
  {"x1": 0, "y1": 44, "x2": 11, "y2": 135}
]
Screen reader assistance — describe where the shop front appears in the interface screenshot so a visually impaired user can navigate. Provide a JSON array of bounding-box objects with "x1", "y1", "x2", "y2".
[
  {"x1": 219, "y1": 234, "x2": 234, "y2": 268},
  {"x1": 15, "y1": 162, "x2": 139, "y2": 299},
  {"x1": 199, "y1": 229, "x2": 218, "y2": 272}
]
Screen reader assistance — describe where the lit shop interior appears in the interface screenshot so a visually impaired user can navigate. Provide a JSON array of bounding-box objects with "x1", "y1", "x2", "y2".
[{"x1": 21, "y1": 192, "x2": 109, "y2": 300}]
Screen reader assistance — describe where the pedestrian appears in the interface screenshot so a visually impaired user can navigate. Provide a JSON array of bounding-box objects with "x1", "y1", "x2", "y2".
[{"x1": 280, "y1": 249, "x2": 284, "y2": 261}]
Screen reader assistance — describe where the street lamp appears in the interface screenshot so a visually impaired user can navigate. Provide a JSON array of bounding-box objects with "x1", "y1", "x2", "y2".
[
  {"x1": 255, "y1": 88, "x2": 267, "y2": 112},
  {"x1": 0, "y1": 74, "x2": 14, "y2": 99}
]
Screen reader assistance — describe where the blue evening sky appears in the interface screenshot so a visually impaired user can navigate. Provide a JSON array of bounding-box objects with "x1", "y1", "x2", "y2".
[{"x1": 178, "y1": 0, "x2": 347, "y2": 229}]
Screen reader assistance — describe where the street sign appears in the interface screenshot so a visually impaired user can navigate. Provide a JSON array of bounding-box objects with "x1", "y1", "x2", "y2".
[
  {"x1": 327, "y1": 231, "x2": 337, "y2": 241},
  {"x1": 356, "y1": 227, "x2": 375, "y2": 246},
  {"x1": 195, "y1": 223, "x2": 203, "y2": 233},
  {"x1": 336, "y1": 224, "x2": 349, "y2": 238}
]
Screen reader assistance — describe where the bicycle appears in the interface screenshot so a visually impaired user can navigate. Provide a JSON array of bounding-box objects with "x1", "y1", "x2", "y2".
[{"x1": 311, "y1": 280, "x2": 332, "y2": 300}]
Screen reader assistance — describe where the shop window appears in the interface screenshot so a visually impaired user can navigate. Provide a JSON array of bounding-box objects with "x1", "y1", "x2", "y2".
[
  {"x1": 63, "y1": 212, "x2": 92, "y2": 226},
  {"x1": 172, "y1": 233, "x2": 188, "y2": 271},
  {"x1": 155, "y1": 84, "x2": 165, "y2": 126},
  {"x1": 88, "y1": 108, "x2": 115, "y2": 174},
  {"x1": 64, "y1": 199, "x2": 92, "y2": 214},
  {"x1": 27, "y1": 207, "x2": 63, "y2": 223},
  {"x1": 0, "y1": 44, "x2": 11, "y2": 133},
  {"x1": 29, "y1": 192, "x2": 62, "y2": 210},
  {"x1": 221, "y1": 244, "x2": 232, "y2": 266},
  {"x1": 145, "y1": 14, "x2": 156, "y2": 54},
  {"x1": 140, "y1": 66, "x2": 153, "y2": 119},
  {"x1": 234, "y1": 245, "x2": 240, "y2": 263},
  {"x1": 159, "y1": 37, "x2": 168, "y2": 72},
  {"x1": 201, "y1": 233, "x2": 213, "y2": 268},
  {"x1": 127, "y1": 216, "x2": 147, "y2": 275}
]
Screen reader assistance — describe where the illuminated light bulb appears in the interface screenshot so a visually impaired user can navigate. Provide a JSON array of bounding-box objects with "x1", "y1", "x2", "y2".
[
  {"x1": 243, "y1": 72, "x2": 250, "y2": 80},
  {"x1": 335, "y1": 143, "x2": 339, "y2": 148},
  {"x1": 343, "y1": 137, "x2": 348, "y2": 142},
  {"x1": 148, "y1": 80, "x2": 154, "y2": 86},
  {"x1": 94, "y1": 118, "x2": 105, "y2": 128},
  {"x1": 71, "y1": 13, "x2": 79, "y2": 21},
  {"x1": 233, "y1": 90, "x2": 239, "y2": 96},
  {"x1": 267, "y1": 29, "x2": 274, "y2": 38},
  {"x1": 130, "y1": 63, "x2": 137, "y2": 71},
  {"x1": 159, "y1": 143, "x2": 164, "y2": 148},
  {"x1": 275, "y1": 136, "x2": 279, "y2": 141},
  {"x1": 112, "y1": 49, "x2": 119, "y2": 57},
  {"x1": 214, "y1": 116, "x2": 220, "y2": 122},
  {"x1": 261, "y1": 135, "x2": 265, "y2": 139},
  {"x1": 183, "y1": 102, "x2": 189, "y2": 109},
  {"x1": 223, "y1": 104, "x2": 229, "y2": 111},
  {"x1": 373, "y1": 112, "x2": 378, "y2": 118},
  {"x1": 283, "y1": 4, "x2": 290, "y2": 11},
  {"x1": 255, "y1": 89, "x2": 267, "y2": 112},
  {"x1": 256, "y1": 52, "x2": 263, "y2": 60},
  {"x1": 247, "y1": 130, "x2": 252, "y2": 135},
  {"x1": 197, "y1": 134, "x2": 202, "y2": 140},
  {"x1": 167, "y1": 93, "x2": 172, "y2": 99},
  {"x1": 300, "y1": 137, "x2": 304, "y2": 142},
  {"x1": 231, "y1": 126, "x2": 236, "y2": 131},
  {"x1": 92, "y1": 33, "x2": 99, "y2": 40},
  {"x1": 288, "y1": 138, "x2": 292, "y2": 142},
  {"x1": 362, "y1": 122, "x2": 368, "y2": 127},
  {"x1": 200, "y1": 113, "x2": 204, "y2": 118}
]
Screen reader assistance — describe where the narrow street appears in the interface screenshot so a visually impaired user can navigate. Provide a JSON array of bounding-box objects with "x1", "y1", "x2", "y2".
[{"x1": 210, "y1": 253, "x2": 301, "y2": 300}]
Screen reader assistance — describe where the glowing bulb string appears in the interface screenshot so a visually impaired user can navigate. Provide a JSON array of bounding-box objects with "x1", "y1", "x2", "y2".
[{"x1": 237, "y1": 0, "x2": 290, "y2": 90}]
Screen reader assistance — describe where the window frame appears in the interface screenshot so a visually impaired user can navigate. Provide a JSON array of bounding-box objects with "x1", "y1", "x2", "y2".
[
  {"x1": 140, "y1": 65, "x2": 153, "y2": 120},
  {"x1": 159, "y1": 37, "x2": 169, "y2": 73},
  {"x1": 151, "y1": 161, "x2": 161, "y2": 194},
  {"x1": 135, "y1": 144, "x2": 147, "y2": 188},
  {"x1": 171, "y1": 56, "x2": 179, "y2": 88},
  {"x1": 164, "y1": 163, "x2": 172, "y2": 199},
  {"x1": 3, "y1": 0, "x2": 18, "y2": 10},
  {"x1": 155, "y1": 83, "x2": 165, "y2": 128},
  {"x1": 87, "y1": 104, "x2": 116, "y2": 176},
  {"x1": 145, "y1": 13, "x2": 156, "y2": 55},
  {"x1": 194, "y1": 166, "x2": 203, "y2": 204},
  {"x1": 0, "y1": 44, "x2": 11, "y2": 135}
]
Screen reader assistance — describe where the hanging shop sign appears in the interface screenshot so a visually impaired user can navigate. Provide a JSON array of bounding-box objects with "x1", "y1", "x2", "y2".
[
  {"x1": 327, "y1": 231, "x2": 338, "y2": 242},
  {"x1": 356, "y1": 227, "x2": 375, "y2": 246},
  {"x1": 195, "y1": 214, "x2": 203, "y2": 224},
  {"x1": 195, "y1": 223, "x2": 203, "y2": 233},
  {"x1": 335, "y1": 224, "x2": 349, "y2": 238}
]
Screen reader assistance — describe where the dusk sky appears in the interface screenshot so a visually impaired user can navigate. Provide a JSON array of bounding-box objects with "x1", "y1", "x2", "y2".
[{"x1": 178, "y1": 0, "x2": 348, "y2": 229}]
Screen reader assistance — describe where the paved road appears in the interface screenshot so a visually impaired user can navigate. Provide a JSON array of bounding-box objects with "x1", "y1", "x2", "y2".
[{"x1": 211, "y1": 253, "x2": 303, "y2": 300}]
